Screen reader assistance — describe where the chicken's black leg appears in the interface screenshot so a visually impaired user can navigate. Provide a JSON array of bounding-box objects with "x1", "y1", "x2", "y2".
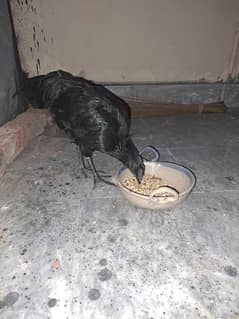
[
  {"x1": 86, "y1": 156, "x2": 115, "y2": 188},
  {"x1": 76, "y1": 146, "x2": 89, "y2": 178},
  {"x1": 79, "y1": 149, "x2": 110, "y2": 177}
]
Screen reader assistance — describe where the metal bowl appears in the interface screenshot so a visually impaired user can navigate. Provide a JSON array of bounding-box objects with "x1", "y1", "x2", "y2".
[{"x1": 113, "y1": 147, "x2": 196, "y2": 210}]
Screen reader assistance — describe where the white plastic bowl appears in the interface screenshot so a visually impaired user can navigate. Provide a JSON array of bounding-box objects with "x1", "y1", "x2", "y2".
[{"x1": 114, "y1": 160, "x2": 196, "y2": 210}]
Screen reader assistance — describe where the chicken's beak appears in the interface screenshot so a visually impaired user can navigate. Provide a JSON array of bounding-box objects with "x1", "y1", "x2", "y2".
[{"x1": 136, "y1": 167, "x2": 144, "y2": 184}]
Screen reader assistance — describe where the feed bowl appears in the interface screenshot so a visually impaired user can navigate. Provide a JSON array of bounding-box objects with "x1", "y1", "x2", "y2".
[{"x1": 114, "y1": 161, "x2": 196, "y2": 209}]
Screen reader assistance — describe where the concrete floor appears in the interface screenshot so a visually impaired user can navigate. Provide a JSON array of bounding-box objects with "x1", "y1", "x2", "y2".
[{"x1": 0, "y1": 112, "x2": 239, "y2": 319}]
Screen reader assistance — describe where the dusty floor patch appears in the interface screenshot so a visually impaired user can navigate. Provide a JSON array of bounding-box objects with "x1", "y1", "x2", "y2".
[{"x1": 0, "y1": 112, "x2": 239, "y2": 318}]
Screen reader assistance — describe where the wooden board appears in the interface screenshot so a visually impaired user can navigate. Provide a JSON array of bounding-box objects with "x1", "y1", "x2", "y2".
[{"x1": 126, "y1": 100, "x2": 226, "y2": 118}]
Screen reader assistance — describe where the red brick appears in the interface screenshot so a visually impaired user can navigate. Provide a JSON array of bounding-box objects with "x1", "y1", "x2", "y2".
[
  {"x1": 0, "y1": 108, "x2": 53, "y2": 178},
  {"x1": 0, "y1": 150, "x2": 6, "y2": 179}
]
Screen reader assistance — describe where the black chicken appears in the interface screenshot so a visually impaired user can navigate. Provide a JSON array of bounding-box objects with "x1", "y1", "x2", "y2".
[{"x1": 22, "y1": 70, "x2": 145, "y2": 186}]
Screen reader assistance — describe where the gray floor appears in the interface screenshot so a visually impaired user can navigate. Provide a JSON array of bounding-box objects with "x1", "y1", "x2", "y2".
[{"x1": 0, "y1": 112, "x2": 239, "y2": 319}]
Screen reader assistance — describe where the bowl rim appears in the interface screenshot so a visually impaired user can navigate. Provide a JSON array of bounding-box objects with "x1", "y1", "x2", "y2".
[{"x1": 116, "y1": 161, "x2": 196, "y2": 199}]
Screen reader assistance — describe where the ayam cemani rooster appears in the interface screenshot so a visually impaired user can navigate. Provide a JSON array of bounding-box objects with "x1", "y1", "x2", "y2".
[{"x1": 22, "y1": 70, "x2": 145, "y2": 187}]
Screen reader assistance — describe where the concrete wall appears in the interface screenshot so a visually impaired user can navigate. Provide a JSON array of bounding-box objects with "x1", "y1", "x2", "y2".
[
  {"x1": 0, "y1": 0, "x2": 25, "y2": 126},
  {"x1": 10, "y1": 0, "x2": 239, "y2": 82}
]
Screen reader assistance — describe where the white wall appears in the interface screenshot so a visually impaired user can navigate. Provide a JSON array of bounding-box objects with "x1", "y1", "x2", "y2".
[{"x1": 11, "y1": 0, "x2": 239, "y2": 82}]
